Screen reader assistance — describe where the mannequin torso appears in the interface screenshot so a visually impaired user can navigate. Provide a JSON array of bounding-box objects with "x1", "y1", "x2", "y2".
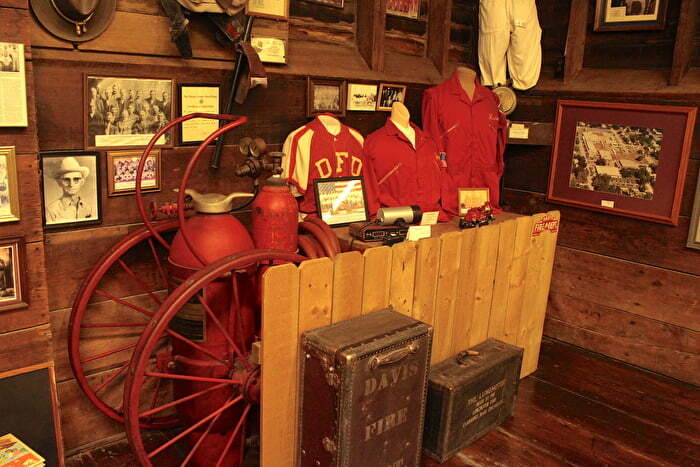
[
  {"x1": 456, "y1": 66, "x2": 476, "y2": 100},
  {"x1": 390, "y1": 102, "x2": 415, "y2": 147}
]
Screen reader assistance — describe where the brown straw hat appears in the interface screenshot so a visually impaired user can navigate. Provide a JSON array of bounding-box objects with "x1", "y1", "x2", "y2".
[{"x1": 30, "y1": 0, "x2": 116, "y2": 43}]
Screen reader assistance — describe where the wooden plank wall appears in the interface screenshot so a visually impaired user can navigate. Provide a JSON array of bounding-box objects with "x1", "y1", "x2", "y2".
[{"x1": 260, "y1": 211, "x2": 560, "y2": 466}]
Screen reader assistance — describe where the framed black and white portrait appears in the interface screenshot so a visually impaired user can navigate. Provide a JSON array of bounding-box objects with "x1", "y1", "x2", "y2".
[
  {"x1": 41, "y1": 152, "x2": 100, "y2": 229},
  {"x1": 85, "y1": 75, "x2": 174, "y2": 149},
  {"x1": 0, "y1": 238, "x2": 27, "y2": 311}
]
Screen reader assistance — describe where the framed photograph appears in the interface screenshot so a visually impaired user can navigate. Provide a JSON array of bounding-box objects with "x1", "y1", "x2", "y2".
[
  {"x1": 246, "y1": 0, "x2": 289, "y2": 20},
  {"x1": 0, "y1": 362, "x2": 65, "y2": 467},
  {"x1": 548, "y1": 100, "x2": 696, "y2": 226},
  {"x1": 0, "y1": 238, "x2": 26, "y2": 310},
  {"x1": 251, "y1": 37, "x2": 287, "y2": 64},
  {"x1": 41, "y1": 151, "x2": 101, "y2": 229},
  {"x1": 307, "y1": 77, "x2": 346, "y2": 118},
  {"x1": 107, "y1": 150, "x2": 161, "y2": 196},
  {"x1": 594, "y1": 0, "x2": 668, "y2": 31},
  {"x1": 458, "y1": 188, "x2": 490, "y2": 216},
  {"x1": 0, "y1": 42, "x2": 28, "y2": 127},
  {"x1": 304, "y1": 0, "x2": 344, "y2": 7},
  {"x1": 347, "y1": 83, "x2": 378, "y2": 111},
  {"x1": 377, "y1": 83, "x2": 407, "y2": 111},
  {"x1": 314, "y1": 176, "x2": 369, "y2": 227},
  {"x1": 178, "y1": 83, "x2": 221, "y2": 146},
  {"x1": 85, "y1": 75, "x2": 174, "y2": 149},
  {"x1": 0, "y1": 146, "x2": 20, "y2": 223},
  {"x1": 687, "y1": 175, "x2": 700, "y2": 250},
  {"x1": 387, "y1": 0, "x2": 421, "y2": 19}
]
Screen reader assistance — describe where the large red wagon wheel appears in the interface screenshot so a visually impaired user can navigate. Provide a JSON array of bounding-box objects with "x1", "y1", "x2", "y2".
[{"x1": 124, "y1": 249, "x2": 305, "y2": 467}]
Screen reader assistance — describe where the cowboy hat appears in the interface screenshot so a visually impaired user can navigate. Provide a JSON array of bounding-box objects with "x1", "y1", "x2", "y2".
[
  {"x1": 54, "y1": 157, "x2": 90, "y2": 179},
  {"x1": 30, "y1": 0, "x2": 116, "y2": 43}
]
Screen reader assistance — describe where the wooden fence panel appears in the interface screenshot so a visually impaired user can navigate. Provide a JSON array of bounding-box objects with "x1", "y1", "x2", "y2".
[
  {"x1": 468, "y1": 223, "x2": 502, "y2": 347},
  {"x1": 412, "y1": 237, "x2": 441, "y2": 326},
  {"x1": 453, "y1": 228, "x2": 477, "y2": 353},
  {"x1": 332, "y1": 251, "x2": 364, "y2": 323},
  {"x1": 431, "y1": 232, "x2": 462, "y2": 364},
  {"x1": 388, "y1": 241, "x2": 417, "y2": 316},
  {"x1": 361, "y1": 246, "x2": 392, "y2": 314},
  {"x1": 502, "y1": 216, "x2": 535, "y2": 346},
  {"x1": 298, "y1": 258, "x2": 334, "y2": 334},
  {"x1": 261, "y1": 263, "x2": 300, "y2": 467},
  {"x1": 488, "y1": 219, "x2": 518, "y2": 340}
]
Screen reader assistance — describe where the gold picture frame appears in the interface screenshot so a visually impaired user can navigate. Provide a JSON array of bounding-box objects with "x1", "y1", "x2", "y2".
[
  {"x1": 107, "y1": 150, "x2": 162, "y2": 197},
  {"x1": 458, "y1": 187, "x2": 490, "y2": 216},
  {"x1": 246, "y1": 0, "x2": 290, "y2": 20},
  {"x1": 0, "y1": 146, "x2": 21, "y2": 223}
]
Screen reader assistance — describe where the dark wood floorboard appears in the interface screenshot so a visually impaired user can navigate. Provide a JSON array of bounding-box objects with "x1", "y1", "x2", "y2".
[{"x1": 67, "y1": 338, "x2": 700, "y2": 467}]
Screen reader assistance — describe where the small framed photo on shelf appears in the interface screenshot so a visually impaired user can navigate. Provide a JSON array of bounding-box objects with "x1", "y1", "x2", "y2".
[
  {"x1": 85, "y1": 74, "x2": 174, "y2": 150},
  {"x1": 178, "y1": 83, "x2": 221, "y2": 146},
  {"x1": 304, "y1": 0, "x2": 344, "y2": 7},
  {"x1": 387, "y1": 0, "x2": 421, "y2": 19},
  {"x1": 0, "y1": 237, "x2": 27, "y2": 311},
  {"x1": 0, "y1": 42, "x2": 28, "y2": 127},
  {"x1": 377, "y1": 83, "x2": 407, "y2": 111},
  {"x1": 41, "y1": 151, "x2": 101, "y2": 229},
  {"x1": 107, "y1": 150, "x2": 161, "y2": 197},
  {"x1": 0, "y1": 146, "x2": 21, "y2": 223},
  {"x1": 246, "y1": 0, "x2": 289, "y2": 20},
  {"x1": 251, "y1": 37, "x2": 287, "y2": 64},
  {"x1": 307, "y1": 77, "x2": 347, "y2": 118},
  {"x1": 594, "y1": 0, "x2": 668, "y2": 31},
  {"x1": 548, "y1": 100, "x2": 696, "y2": 226},
  {"x1": 458, "y1": 188, "x2": 490, "y2": 216},
  {"x1": 347, "y1": 83, "x2": 378, "y2": 111},
  {"x1": 314, "y1": 176, "x2": 369, "y2": 227},
  {"x1": 687, "y1": 176, "x2": 700, "y2": 250}
]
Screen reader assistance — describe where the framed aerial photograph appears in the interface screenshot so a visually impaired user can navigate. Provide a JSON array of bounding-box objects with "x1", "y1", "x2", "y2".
[
  {"x1": 251, "y1": 37, "x2": 287, "y2": 64},
  {"x1": 687, "y1": 176, "x2": 700, "y2": 250},
  {"x1": 0, "y1": 238, "x2": 27, "y2": 310},
  {"x1": 387, "y1": 0, "x2": 421, "y2": 19},
  {"x1": 107, "y1": 150, "x2": 161, "y2": 196},
  {"x1": 304, "y1": 0, "x2": 344, "y2": 7},
  {"x1": 246, "y1": 0, "x2": 289, "y2": 20},
  {"x1": 548, "y1": 100, "x2": 696, "y2": 226},
  {"x1": 307, "y1": 77, "x2": 346, "y2": 118},
  {"x1": 85, "y1": 75, "x2": 174, "y2": 149},
  {"x1": 347, "y1": 83, "x2": 378, "y2": 111},
  {"x1": 40, "y1": 152, "x2": 101, "y2": 229},
  {"x1": 594, "y1": 0, "x2": 668, "y2": 31},
  {"x1": 377, "y1": 83, "x2": 407, "y2": 111},
  {"x1": 314, "y1": 176, "x2": 369, "y2": 227},
  {"x1": 0, "y1": 42, "x2": 28, "y2": 127},
  {"x1": 178, "y1": 83, "x2": 221, "y2": 146},
  {"x1": 458, "y1": 188, "x2": 490, "y2": 216},
  {"x1": 0, "y1": 146, "x2": 20, "y2": 223}
]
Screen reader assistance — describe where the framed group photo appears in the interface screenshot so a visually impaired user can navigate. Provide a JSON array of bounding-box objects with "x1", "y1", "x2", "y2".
[
  {"x1": 377, "y1": 83, "x2": 407, "y2": 111},
  {"x1": 314, "y1": 176, "x2": 369, "y2": 226},
  {"x1": 548, "y1": 100, "x2": 696, "y2": 225},
  {"x1": 0, "y1": 237, "x2": 27, "y2": 311},
  {"x1": 178, "y1": 83, "x2": 221, "y2": 146},
  {"x1": 107, "y1": 150, "x2": 161, "y2": 197},
  {"x1": 0, "y1": 146, "x2": 20, "y2": 223},
  {"x1": 41, "y1": 152, "x2": 101, "y2": 229},
  {"x1": 307, "y1": 77, "x2": 346, "y2": 117},
  {"x1": 85, "y1": 75, "x2": 174, "y2": 149},
  {"x1": 387, "y1": 0, "x2": 421, "y2": 19},
  {"x1": 347, "y1": 83, "x2": 378, "y2": 111},
  {"x1": 594, "y1": 0, "x2": 668, "y2": 31}
]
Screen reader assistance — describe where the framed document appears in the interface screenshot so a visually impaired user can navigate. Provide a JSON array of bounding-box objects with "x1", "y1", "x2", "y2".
[
  {"x1": 178, "y1": 83, "x2": 221, "y2": 145},
  {"x1": 246, "y1": 0, "x2": 289, "y2": 20},
  {"x1": 314, "y1": 176, "x2": 369, "y2": 227},
  {"x1": 458, "y1": 188, "x2": 490, "y2": 216},
  {"x1": 0, "y1": 42, "x2": 28, "y2": 127},
  {"x1": 251, "y1": 37, "x2": 287, "y2": 64},
  {"x1": 107, "y1": 150, "x2": 161, "y2": 196},
  {"x1": 0, "y1": 146, "x2": 21, "y2": 223}
]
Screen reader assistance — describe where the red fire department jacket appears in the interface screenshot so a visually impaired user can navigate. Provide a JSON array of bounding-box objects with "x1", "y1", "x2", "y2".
[
  {"x1": 364, "y1": 118, "x2": 448, "y2": 219},
  {"x1": 282, "y1": 115, "x2": 380, "y2": 216},
  {"x1": 422, "y1": 71, "x2": 508, "y2": 214}
]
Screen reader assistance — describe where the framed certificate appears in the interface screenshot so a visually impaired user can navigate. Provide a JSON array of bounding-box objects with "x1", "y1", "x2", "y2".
[
  {"x1": 0, "y1": 42, "x2": 28, "y2": 127},
  {"x1": 178, "y1": 83, "x2": 221, "y2": 146},
  {"x1": 314, "y1": 176, "x2": 369, "y2": 227},
  {"x1": 246, "y1": 0, "x2": 289, "y2": 20}
]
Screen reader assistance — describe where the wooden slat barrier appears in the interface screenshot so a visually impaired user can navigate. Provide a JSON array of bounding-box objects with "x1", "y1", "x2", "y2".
[{"x1": 260, "y1": 211, "x2": 560, "y2": 466}]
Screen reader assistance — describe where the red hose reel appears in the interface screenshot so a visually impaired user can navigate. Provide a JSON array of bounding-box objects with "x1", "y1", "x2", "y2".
[{"x1": 68, "y1": 114, "x2": 339, "y2": 466}]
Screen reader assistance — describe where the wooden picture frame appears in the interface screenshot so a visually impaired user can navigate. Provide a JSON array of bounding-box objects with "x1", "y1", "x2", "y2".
[
  {"x1": 0, "y1": 362, "x2": 65, "y2": 467},
  {"x1": 458, "y1": 187, "x2": 490, "y2": 216},
  {"x1": 246, "y1": 0, "x2": 290, "y2": 20},
  {"x1": 377, "y1": 83, "x2": 407, "y2": 111},
  {"x1": 687, "y1": 175, "x2": 700, "y2": 250},
  {"x1": 85, "y1": 74, "x2": 175, "y2": 150},
  {"x1": 0, "y1": 146, "x2": 21, "y2": 223},
  {"x1": 0, "y1": 237, "x2": 27, "y2": 311},
  {"x1": 594, "y1": 0, "x2": 668, "y2": 31},
  {"x1": 347, "y1": 83, "x2": 378, "y2": 111},
  {"x1": 307, "y1": 77, "x2": 347, "y2": 118},
  {"x1": 304, "y1": 0, "x2": 344, "y2": 8},
  {"x1": 314, "y1": 176, "x2": 369, "y2": 226},
  {"x1": 40, "y1": 151, "x2": 101, "y2": 229},
  {"x1": 0, "y1": 42, "x2": 28, "y2": 127},
  {"x1": 178, "y1": 83, "x2": 221, "y2": 146},
  {"x1": 107, "y1": 149, "x2": 161, "y2": 196},
  {"x1": 548, "y1": 100, "x2": 696, "y2": 225},
  {"x1": 387, "y1": 0, "x2": 421, "y2": 19}
]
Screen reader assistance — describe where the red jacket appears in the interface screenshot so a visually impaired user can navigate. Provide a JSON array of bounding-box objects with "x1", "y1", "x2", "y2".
[
  {"x1": 422, "y1": 71, "x2": 508, "y2": 214},
  {"x1": 364, "y1": 118, "x2": 447, "y2": 218}
]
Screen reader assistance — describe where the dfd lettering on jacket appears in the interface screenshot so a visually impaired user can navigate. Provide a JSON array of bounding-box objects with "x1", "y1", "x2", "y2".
[{"x1": 314, "y1": 152, "x2": 363, "y2": 178}]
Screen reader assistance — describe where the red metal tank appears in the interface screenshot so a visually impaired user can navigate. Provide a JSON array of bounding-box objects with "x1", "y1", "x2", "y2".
[{"x1": 250, "y1": 173, "x2": 299, "y2": 252}]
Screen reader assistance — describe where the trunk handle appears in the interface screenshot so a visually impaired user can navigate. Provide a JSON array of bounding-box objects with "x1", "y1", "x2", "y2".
[{"x1": 369, "y1": 342, "x2": 419, "y2": 370}]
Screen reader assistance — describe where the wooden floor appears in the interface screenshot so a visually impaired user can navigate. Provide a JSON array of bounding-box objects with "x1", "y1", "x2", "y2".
[{"x1": 67, "y1": 338, "x2": 700, "y2": 467}]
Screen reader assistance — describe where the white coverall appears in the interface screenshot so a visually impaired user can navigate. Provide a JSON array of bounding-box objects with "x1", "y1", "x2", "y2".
[{"x1": 478, "y1": 0, "x2": 542, "y2": 90}]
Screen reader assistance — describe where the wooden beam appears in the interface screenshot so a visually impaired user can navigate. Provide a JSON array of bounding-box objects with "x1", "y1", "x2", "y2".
[
  {"x1": 356, "y1": 0, "x2": 386, "y2": 71},
  {"x1": 669, "y1": 0, "x2": 698, "y2": 86},
  {"x1": 427, "y1": 0, "x2": 452, "y2": 74},
  {"x1": 564, "y1": 0, "x2": 588, "y2": 82}
]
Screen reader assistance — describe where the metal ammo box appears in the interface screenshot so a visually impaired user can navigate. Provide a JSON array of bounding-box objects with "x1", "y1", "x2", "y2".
[
  {"x1": 298, "y1": 309, "x2": 433, "y2": 467},
  {"x1": 423, "y1": 338, "x2": 523, "y2": 462}
]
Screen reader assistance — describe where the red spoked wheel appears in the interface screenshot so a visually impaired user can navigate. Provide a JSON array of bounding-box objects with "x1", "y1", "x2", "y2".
[
  {"x1": 124, "y1": 249, "x2": 306, "y2": 467},
  {"x1": 68, "y1": 220, "x2": 180, "y2": 426}
]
